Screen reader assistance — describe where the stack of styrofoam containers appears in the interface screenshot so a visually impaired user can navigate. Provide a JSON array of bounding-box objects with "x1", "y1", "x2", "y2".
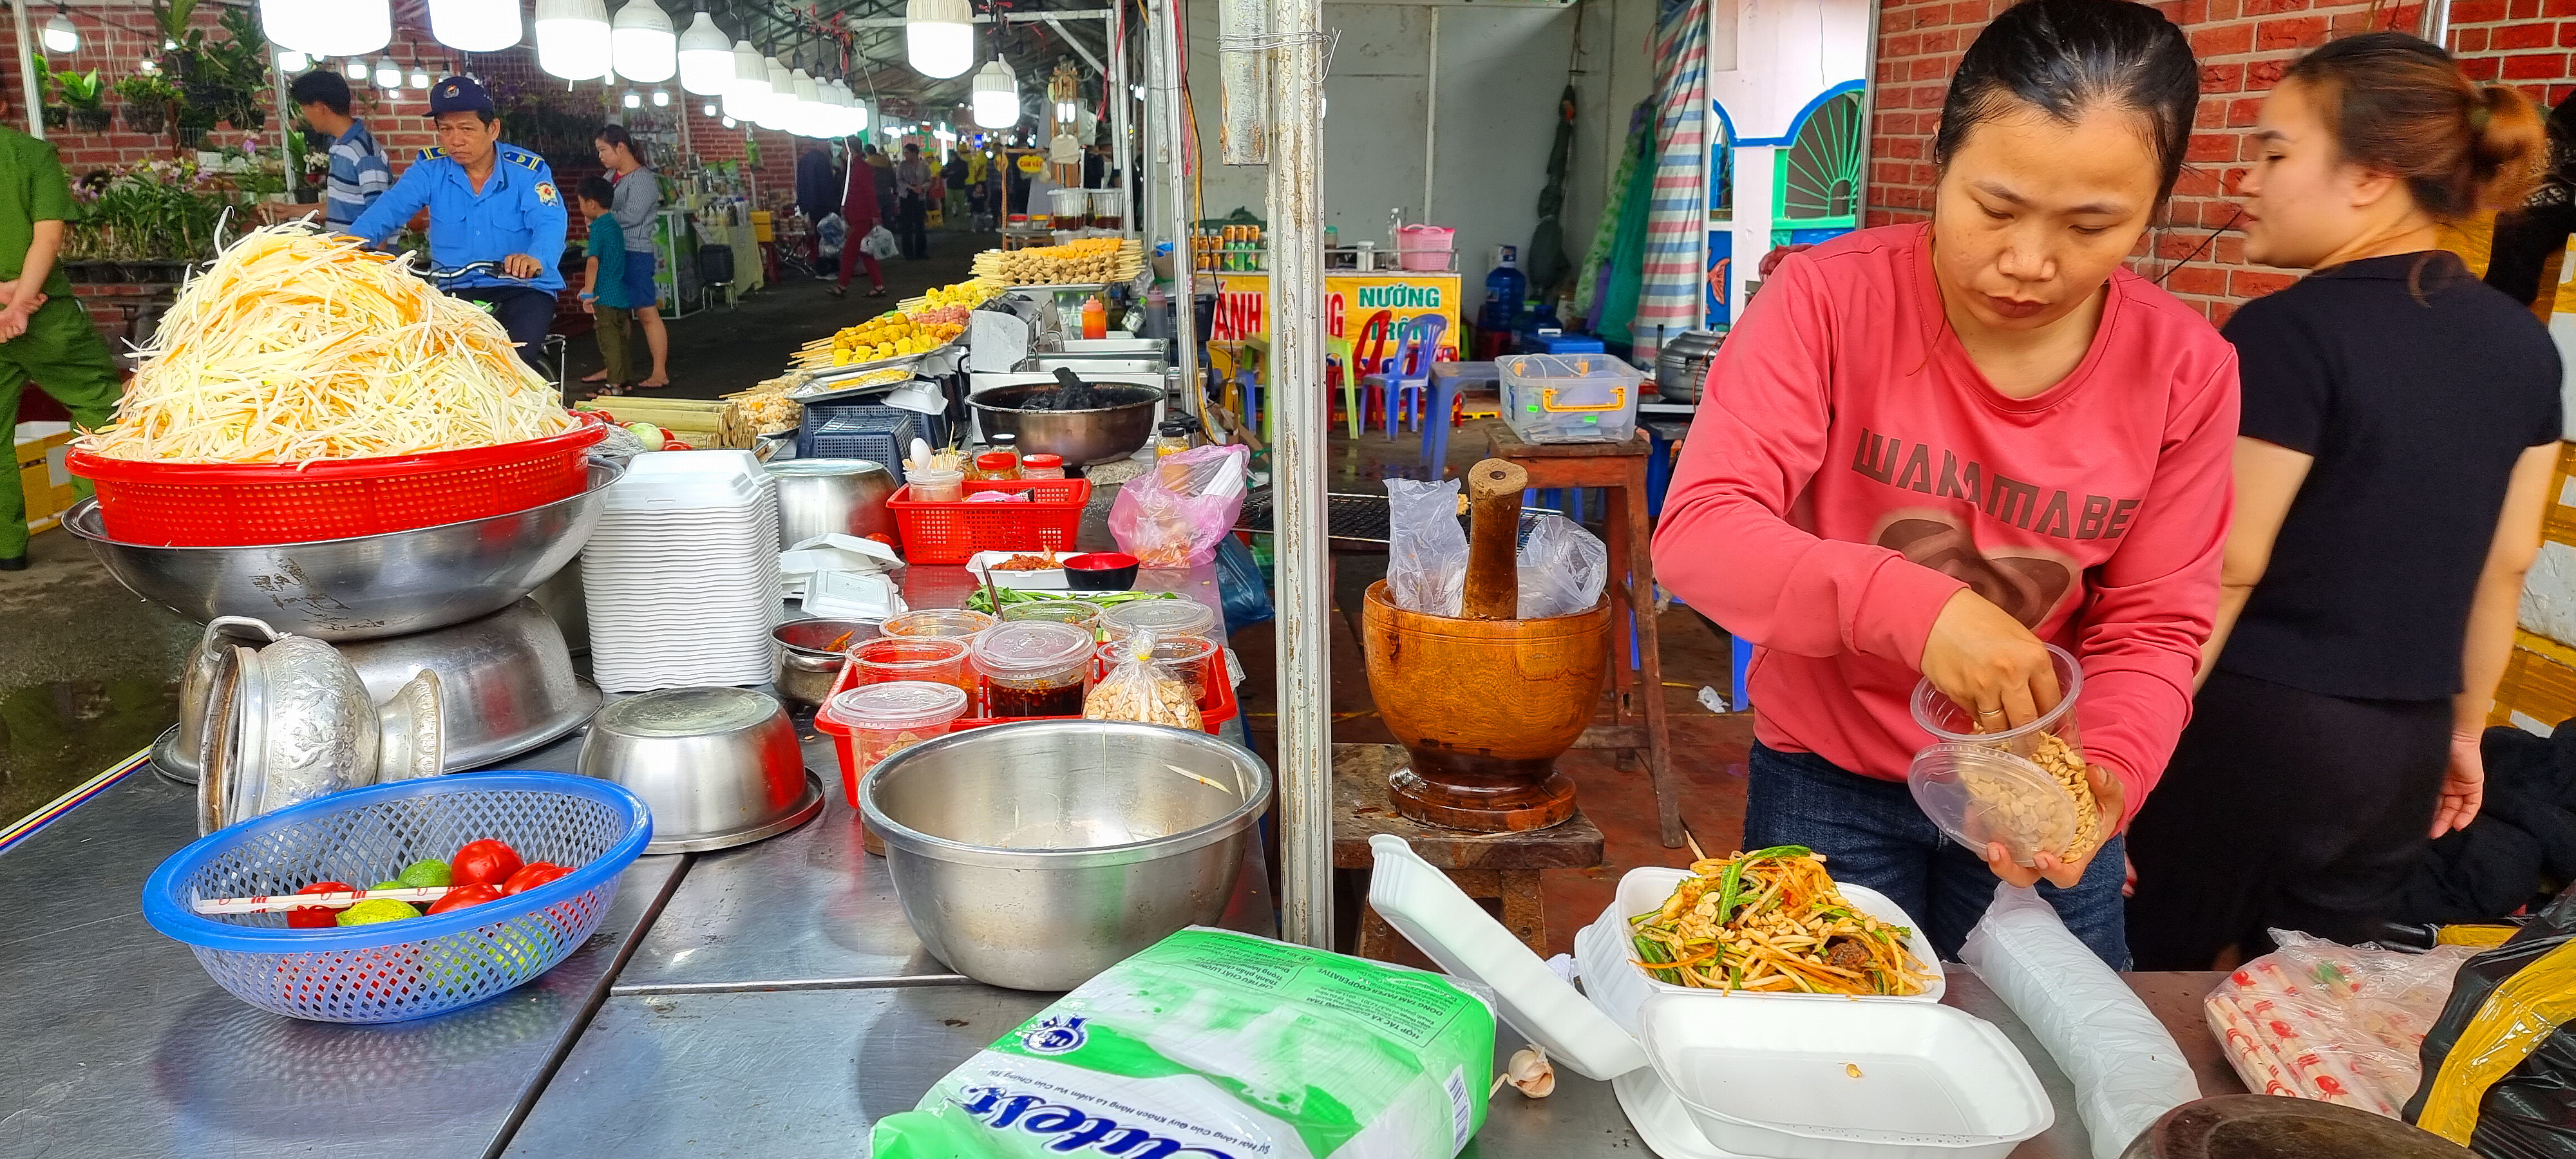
[{"x1": 584, "y1": 451, "x2": 784, "y2": 692}]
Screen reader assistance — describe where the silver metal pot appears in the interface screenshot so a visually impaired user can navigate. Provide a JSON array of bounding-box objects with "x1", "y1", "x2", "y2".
[
  {"x1": 156, "y1": 599, "x2": 598, "y2": 784},
  {"x1": 577, "y1": 687, "x2": 822, "y2": 854},
  {"x1": 968, "y1": 382, "x2": 1163, "y2": 466},
  {"x1": 860, "y1": 720, "x2": 1273, "y2": 991},
  {"x1": 193, "y1": 618, "x2": 446, "y2": 834},
  {"x1": 764, "y1": 458, "x2": 899, "y2": 549},
  {"x1": 67, "y1": 458, "x2": 623, "y2": 642},
  {"x1": 1654, "y1": 329, "x2": 1724, "y2": 404},
  {"x1": 771, "y1": 617, "x2": 876, "y2": 710}
]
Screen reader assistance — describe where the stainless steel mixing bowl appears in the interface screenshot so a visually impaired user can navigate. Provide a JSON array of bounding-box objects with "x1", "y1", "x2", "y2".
[
  {"x1": 860, "y1": 720, "x2": 1273, "y2": 990},
  {"x1": 967, "y1": 382, "x2": 1163, "y2": 466},
  {"x1": 67, "y1": 458, "x2": 623, "y2": 643},
  {"x1": 772, "y1": 617, "x2": 877, "y2": 710},
  {"x1": 766, "y1": 458, "x2": 899, "y2": 547},
  {"x1": 578, "y1": 687, "x2": 822, "y2": 855}
]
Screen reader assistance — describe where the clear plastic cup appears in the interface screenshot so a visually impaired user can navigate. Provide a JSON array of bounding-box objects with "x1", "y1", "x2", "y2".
[
  {"x1": 1908, "y1": 643, "x2": 2083, "y2": 760},
  {"x1": 1906, "y1": 742, "x2": 2079, "y2": 869},
  {"x1": 850, "y1": 634, "x2": 974, "y2": 692},
  {"x1": 969, "y1": 619, "x2": 1096, "y2": 718},
  {"x1": 820, "y1": 680, "x2": 973, "y2": 853},
  {"x1": 1003, "y1": 599, "x2": 1106, "y2": 633},
  {"x1": 907, "y1": 467, "x2": 966, "y2": 503},
  {"x1": 1099, "y1": 598, "x2": 1220, "y2": 645},
  {"x1": 1096, "y1": 634, "x2": 1220, "y2": 704},
  {"x1": 880, "y1": 608, "x2": 998, "y2": 639}
]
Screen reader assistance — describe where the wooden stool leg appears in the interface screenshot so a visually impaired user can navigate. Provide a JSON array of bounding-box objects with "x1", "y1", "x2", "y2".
[
  {"x1": 1497, "y1": 870, "x2": 1547, "y2": 956},
  {"x1": 1602, "y1": 479, "x2": 1639, "y2": 774},
  {"x1": 1623, "y1": 463, "x2": 1681, "y2": 847}
]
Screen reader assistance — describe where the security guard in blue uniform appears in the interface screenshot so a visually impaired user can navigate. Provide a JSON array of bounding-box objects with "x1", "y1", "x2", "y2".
[{"x1": 345, "y1": 76, "x2": 565, "y2": 370}]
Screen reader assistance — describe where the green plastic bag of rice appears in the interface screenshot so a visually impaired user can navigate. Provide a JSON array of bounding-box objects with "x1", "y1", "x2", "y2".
[{"x1": 872, "y1": 927, "x2": 1499, "y2": 1159}]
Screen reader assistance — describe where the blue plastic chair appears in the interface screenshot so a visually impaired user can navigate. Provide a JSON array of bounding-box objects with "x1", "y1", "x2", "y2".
[
  {"x1": 1420, "y1": 360, "x2": 1499, "y2": 478},
  {"x1": 1365, "y1": 315, "x2": 1449, "y2": 438}
]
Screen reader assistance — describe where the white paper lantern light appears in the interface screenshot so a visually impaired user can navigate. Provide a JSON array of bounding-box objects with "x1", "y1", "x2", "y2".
[
  {"x1": 904, "y1": 0, "x2": 972, "y2": 79},
  {"x1": 427, "y1": 0, "x2": 520, "y2": 52},
  {"x1": 533, "y1": 0, "x2": 613, "y2": 80},
  {"x1": 971, "y1": 59, "x2": 1016, "y2": 130},
  {"x1": 609, "y1": 0, "x2": 676, "y2": 83},
  {"x1": 676, "y1": 11, "x2": 734, "y2": 95},
  {"x1": 303, "y1": 0, "x2": 392, "y2": 57}
]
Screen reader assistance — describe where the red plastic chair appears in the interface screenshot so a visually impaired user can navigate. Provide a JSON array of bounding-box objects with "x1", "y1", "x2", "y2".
[{"x1": 1350, "y1": 310, "x2": 1397, "y2": 432}]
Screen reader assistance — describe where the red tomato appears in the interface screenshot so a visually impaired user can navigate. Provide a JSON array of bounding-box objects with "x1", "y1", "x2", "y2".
[
  {"x1": 426, "y1": 883, "x2": 505, "y2": 915},
  {"x1": 452, "y1": 840, "x2": 524, "y2": 889},
  {"x1": 502, "y1": 862, "x2": 571, "y2": 895},
  {"x1": 287, "y1": 881, "x2": 356, "y2": 929}
]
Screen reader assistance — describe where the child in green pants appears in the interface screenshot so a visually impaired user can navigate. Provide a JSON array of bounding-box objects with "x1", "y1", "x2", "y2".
[{"x1": 576, "y1": 176, "x2": 632, "y2": 393}]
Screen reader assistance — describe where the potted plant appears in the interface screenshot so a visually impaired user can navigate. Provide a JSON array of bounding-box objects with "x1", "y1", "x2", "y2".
[
  {"x1": 117, "y1": 72, "x2": 176, "y2": 135},
  {"x1": 55, "y1": 68, "x2": 112, "y2": 133}
]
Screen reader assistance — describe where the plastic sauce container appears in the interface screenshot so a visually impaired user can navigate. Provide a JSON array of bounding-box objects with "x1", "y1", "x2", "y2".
[
  {"x1": 1909, "y1": 642, "x2": 2083, "y2": 760},
  {"x1": 907, "y1": 466, "x2": 966, "y2": 503},
  {"x1": 880, "y1": 608, "x2": 998, "y2": 639},
  {"x1": 1100, "y1": 598, "x2": 1220, "y2": 645},
  {"x1": 1096, "y1": 634, "x2": 1220, "y2": 704},
  {"x1": 848, "y1": 636, "x2": 977, "y2": 711},
  {"x1": 972, "y1": 451, "x2": 1020, "y2": 481},
  {"x1": 819, "y1": 680, "x2": 972, "y2": 853},
  {"x1": 1003, "y1": 598, "x2": 1106, "y2": 633},
  {"x1": 969, "y1": 619, "x2": 1096, "y2": 718},
  {"x1": 1020, "y1": 453, "x2": 1066, "y2": 480}
]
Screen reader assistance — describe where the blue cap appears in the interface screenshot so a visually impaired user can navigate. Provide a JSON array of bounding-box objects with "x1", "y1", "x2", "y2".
[{"x1": 428, "y1": 76, "x2": 493, "y2": 116}]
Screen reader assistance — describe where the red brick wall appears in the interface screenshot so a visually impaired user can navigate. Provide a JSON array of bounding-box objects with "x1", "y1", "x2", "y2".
[{"x1": 1866, "y1": 0, "x2": 2571, "y2": 320}]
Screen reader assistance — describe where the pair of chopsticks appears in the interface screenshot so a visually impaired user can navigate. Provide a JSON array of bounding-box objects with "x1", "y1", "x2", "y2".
[{"x1": 192, "y1": 885, "x2": 454, "y2": 915}]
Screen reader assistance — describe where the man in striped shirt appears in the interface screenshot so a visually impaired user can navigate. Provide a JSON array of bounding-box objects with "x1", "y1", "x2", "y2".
[{"x1": 289, "y1": 70, "x2": 390, "y2": 231}]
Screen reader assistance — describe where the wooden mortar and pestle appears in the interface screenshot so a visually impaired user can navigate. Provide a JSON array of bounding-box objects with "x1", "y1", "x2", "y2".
[{"x1": 1361, "y1": 458, "x2": 1613, "y2": 832}]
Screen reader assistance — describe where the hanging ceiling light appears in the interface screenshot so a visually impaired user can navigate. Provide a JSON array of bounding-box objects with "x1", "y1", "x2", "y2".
[
  {"x1": 701, "y1": 101, "x2": 716, "y2": 117},
  {"x1": 622, "y1": 90, "x2": 640, "y2": 108},
  {"x1": 259, "y1": 0, "x2": 325, "y2": 55},
  {"x1": 277, "y1": 48, "x2": 310, "y2": 72},
  {"x1": 41, "y1": 5, "x2": 77, "y2": 53},
  {"x1": 722, "y1": 116, "x2": 736, "y2": 128},
  {"x1": 426, "y1": 0, "x2": 520, "y2": 53},
  {"x1": 609, "y1": 0, "x2": 675, "y2": 82},
  {"x1": 372, "y1": 57, "x2": 402, "y2": 89},
  {"x1": 754, "y1": 57, "x2": 795, "y2": 131},
  {"x1": 411, "y1": 69, "x2": 431, "y2": 88},
  {"x1": 305, "y1": 0, "x2": 392, "y2": 57},
  {"x1": 838, "y1": 82, "x2": 869, "y2": 135},
  {"x1": 904, "y1": 0, "x2": 972, "y2": 79},
  {"x1": 788, "y1": 69, "x2": 820, "y2": 136},
  {"x1": 726, "y1": 41, "x2": 770, "y2": 117},
  {"x1": 342, "y1": 57, "x2": 368, "y2": 79},
  {"x1": 676, "y1": 10, "x2": 732, "y2": 95},
  {"x1": 651, "y1": 88, "x2": 670, "y2": 106},
  {"x1": 533, "y1": 0, "x2": 613, "y2": 80},
  {"x1": 971, "y1": 58, "x2": 1016, "y2": 130}
]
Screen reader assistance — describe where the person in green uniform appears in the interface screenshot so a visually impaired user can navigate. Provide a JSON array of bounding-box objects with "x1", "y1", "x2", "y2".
[{"x1": 0, "y1": 87, "x2": 124, "y2": 570}]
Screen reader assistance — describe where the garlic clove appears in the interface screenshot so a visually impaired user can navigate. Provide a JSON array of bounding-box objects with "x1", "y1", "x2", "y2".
[{"x1": 1504, "y1": 1046, "x2": 1555, "y2": 1098}]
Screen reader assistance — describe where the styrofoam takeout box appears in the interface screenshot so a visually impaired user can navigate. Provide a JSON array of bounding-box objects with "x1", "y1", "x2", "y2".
[{"x1": 1365, "y1": 835, "x2": 2049, "y2": 1159}]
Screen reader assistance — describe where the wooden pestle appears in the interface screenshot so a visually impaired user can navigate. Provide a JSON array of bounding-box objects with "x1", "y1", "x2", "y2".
[{"x1": 1463, "y1": 458, "x2": 1529, "y2": 619}]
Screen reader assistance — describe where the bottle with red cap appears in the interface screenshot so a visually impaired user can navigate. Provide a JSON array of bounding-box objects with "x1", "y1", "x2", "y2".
[{"x1": 1021, "y1": 453, "x2": 1066, "y2": 480}]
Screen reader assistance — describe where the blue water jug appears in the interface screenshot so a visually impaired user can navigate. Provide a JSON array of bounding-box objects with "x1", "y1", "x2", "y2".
[{"x1": 1481, "y1": 245, "x2": 1527, "y2": 332}]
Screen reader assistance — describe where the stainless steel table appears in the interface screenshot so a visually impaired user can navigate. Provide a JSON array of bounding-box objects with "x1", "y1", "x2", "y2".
[{"x1": 0, "y1": 763, "x2": 686, "y2": 1159}]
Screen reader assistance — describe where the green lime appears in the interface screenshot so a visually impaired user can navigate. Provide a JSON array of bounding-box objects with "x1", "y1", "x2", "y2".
[
  {"x1": 370, "y1": 880, "x2": 407, "y2": 892},
  {"x1": 397, "y1": 858, "x2": 452, "y2": 889},
  {"x1": 337, "y1": 898, "x2": 422, "y2": 925}
]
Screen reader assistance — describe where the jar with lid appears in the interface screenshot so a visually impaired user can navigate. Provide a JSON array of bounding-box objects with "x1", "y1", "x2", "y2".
[
  {"x1": 972, "y1": 451, "x2": 1020, "y2": 481},
  {"x1": 818, "y1": 680, "x2": 972, "y2": 851},
  {"x1": 968, "y1": 619, "x2": 1097, "y2": 718},
  {"x1": 1020, "y1": 453, "x2": 1067, "y2": 480},
  {"x1": 1100, "y1": 597, "x2": 1220, "y2": 645},
  {"x1": 1154, "y1": 421, "x2": 1191, "y2": 458}
]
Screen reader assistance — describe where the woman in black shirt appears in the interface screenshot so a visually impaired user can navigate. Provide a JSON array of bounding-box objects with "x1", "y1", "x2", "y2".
[{"x1": 2126, "y1": 33, "x2": 2562, "y2": 968}]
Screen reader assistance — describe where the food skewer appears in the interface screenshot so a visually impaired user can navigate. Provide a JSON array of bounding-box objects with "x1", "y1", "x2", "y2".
[{"x1": 193, "y1": 885, "x2": 455, "y2": 914}]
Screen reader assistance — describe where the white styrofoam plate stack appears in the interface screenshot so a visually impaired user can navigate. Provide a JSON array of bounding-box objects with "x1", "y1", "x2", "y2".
[{"x1": 583, "y1": 451, "x2": 785, "y2": 692}]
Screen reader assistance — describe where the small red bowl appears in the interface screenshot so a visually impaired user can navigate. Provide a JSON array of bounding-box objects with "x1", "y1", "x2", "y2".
[{"x1": 1062, "y1": 552, "x2": 1140, "y2": 591}]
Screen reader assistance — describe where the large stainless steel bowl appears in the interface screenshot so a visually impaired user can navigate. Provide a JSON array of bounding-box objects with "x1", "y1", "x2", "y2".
[
  {"x1": 766, "y1": 458, "x2": 899, "y2": 547},
  {"x1": 969, "y1": 382, "x2": 1163, "y2": 466},
  {"x1": 578, "y1": 687, "x2": 823, "y2": 855},
  {"x1": 67, "y1": 458, "x2": 623, "y2": 642},
  {"x1": 860, "y1": 720, "x2": 1273, "y2": 990}
]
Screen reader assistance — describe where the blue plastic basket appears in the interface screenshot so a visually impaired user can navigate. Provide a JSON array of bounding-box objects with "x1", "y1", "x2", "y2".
[
  {"x1": 140, "y1": 772, "x2": 652, "y2": 1024},
  {"x1": 797, "y1": 404, "x2": 927, "y2": 476}
]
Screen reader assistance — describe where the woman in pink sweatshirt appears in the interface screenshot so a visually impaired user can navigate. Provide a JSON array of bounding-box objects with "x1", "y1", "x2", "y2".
[{"x1": 1651, "y1": 0, "x2": 2238, "y2": 966}]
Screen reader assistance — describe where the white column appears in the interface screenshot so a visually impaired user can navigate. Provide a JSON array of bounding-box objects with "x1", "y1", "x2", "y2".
[{"x1": 1728, "y1": 144, "x2": 1776, "y2": 317}]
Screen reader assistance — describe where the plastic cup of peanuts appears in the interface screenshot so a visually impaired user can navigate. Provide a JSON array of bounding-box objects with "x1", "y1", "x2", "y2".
[
  {"x1": 1908, "y1": 641, "x2": 2084, "y2": 760},
  {"x1": 1906, "y1": 740, "x2": 2102, "y2": 868}
]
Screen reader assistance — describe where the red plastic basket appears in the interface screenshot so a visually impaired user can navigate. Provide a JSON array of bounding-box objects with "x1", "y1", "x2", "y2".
[
  {"x1": 68, "y1": 420, "x2": 608, "y2": 547},
  {"x1": 884, "y1": 479, "x2": 1091, "y2": 565},
  {"x1": 815, "y1": 646, "x2": 1238, "y2": 805}
]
